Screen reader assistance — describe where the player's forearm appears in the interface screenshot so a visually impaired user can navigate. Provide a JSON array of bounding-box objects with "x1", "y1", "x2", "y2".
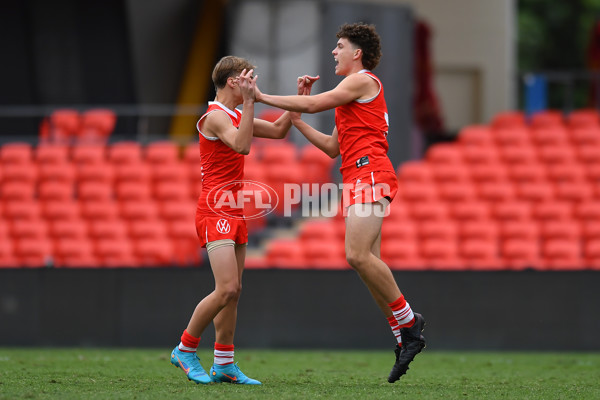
[
  {"x1": 258, "y1": 93, "x2": 320, "y2": 114},
  {"x1": 235, "y1": 100, "x2": 255, "y2": 154},
  {"x1": 293, "y1": 118, "x2": 339, "y2": 159}
]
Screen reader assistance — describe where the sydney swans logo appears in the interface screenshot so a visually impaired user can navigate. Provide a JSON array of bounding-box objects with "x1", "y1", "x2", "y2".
[{"x1": 207, "y1": 180, "x2": 278, "y2": 220}]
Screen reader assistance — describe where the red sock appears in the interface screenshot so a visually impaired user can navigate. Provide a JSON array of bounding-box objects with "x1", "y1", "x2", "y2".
[
  {"x1": 214, "y1": 342, "x2": 234, "y2": 365},
  {"x1": 387, "y1": 316, "x2": 402, "y2": 346},
  {"x1": 178, "y1": 329, "x2": 200, "y2": 352},
  {"x1": 388, "y1": 295, "x2": 415, "y2": 328}
]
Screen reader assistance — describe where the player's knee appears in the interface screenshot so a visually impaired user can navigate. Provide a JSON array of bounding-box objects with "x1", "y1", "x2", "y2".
[
  {"x1": 345, "y1": 248, "x2": 369, "y2": 269},
  {"x1": 216, "y1": 283, "x2": 241, "y2": 304}
]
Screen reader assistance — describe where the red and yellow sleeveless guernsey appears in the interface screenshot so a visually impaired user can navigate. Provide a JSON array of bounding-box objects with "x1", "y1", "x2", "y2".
[
  {"x1": 196, "y1": 101, "x2": 245, "y2": 218},
  {"x1": 335, "y1": 69, "x2": 395, "y2": 181},
  {"x1": 335, "y1": 70, "x2": 397, "y2": 206}
]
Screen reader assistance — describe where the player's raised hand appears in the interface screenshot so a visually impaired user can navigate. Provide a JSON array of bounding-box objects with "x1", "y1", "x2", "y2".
[
  {"x1": 297, "y1": 75, "x2": 320, "y2": 95},
  {"x1": 238, "y1": 69, "x2": 257, "y2": 101}
]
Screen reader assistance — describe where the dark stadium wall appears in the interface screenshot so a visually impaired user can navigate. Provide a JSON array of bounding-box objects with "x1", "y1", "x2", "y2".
[
  {"x1": 0, "y1": 0, "x2": 137, "y2": 136},
  {"x1": 0, "y1": 269, "x2": 598, "y2": 351}
]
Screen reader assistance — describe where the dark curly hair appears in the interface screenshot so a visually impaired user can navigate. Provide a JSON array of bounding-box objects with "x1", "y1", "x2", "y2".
[{"x1": 336, "y1": 23, "x2": 382, "y2": 71}]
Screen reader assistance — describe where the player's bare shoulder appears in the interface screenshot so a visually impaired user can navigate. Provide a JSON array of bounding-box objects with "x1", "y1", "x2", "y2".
[
  {"x1": 340, "y1": 72, "x2": 378, "y2": 101},
  {"x1": 202, "y1": 109, "x2": 232, "y2": 138}
]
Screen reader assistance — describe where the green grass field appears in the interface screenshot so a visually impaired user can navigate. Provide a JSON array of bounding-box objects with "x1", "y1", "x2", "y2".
[{"x1": 0, "y1": 348, "x2": 598, "y2": 399}]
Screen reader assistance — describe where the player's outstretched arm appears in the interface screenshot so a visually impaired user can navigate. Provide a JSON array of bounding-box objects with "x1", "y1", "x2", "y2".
[
  {"x1": 293, "y1": 118, "x2": 340, "y2": 159},
  {"x1": 255, "y1": 74, "x2": 362, "y2": 114},
  {"x1": 253, "y1": 75, "x2": 319, "y2": 139}
]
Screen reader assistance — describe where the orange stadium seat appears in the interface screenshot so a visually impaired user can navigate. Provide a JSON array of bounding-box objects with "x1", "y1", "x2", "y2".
[
  {"x1": 477, "y1": 181, "x2": 515, "y2": 203},
  {"x1": 381, "y1": 220, "x2": 417, "y2": 241},
  {"x1": 429, "y1": 162, "x2": 471, "y2": 183},
  {"x1": 491, "y1": 111, "x2": 526, "y2": 129},
  {"x1": 49, "y1": 219, "x2": 88, "y2": 240},
  {"x1": 531, "y1": 201, "x2": 573, "y2": 221},
  {"x1": 78, "y1": 109, "x2": 116, "y2": 145},
  {"x1": 38, "y1": 163, "x2": 76, "y2": 183},
  {"x1": 499, "y1": 220, "x2": 539, "y2": 242},
  {"x1": 150, "y1": 162, "x2": 189, "y2": 184},
  {"x1": 2, "y1": 163, "x2": 38, "y2": 182},
  {"x1": 184, "y1": 141, "x2": 201, "y2": 164},
  {"x1": 540, "y1": 220, "x2": 581, "y2": 242},
  {"x1": 449, "y1": 201, "x2": 491, "y2": 221},
  {"x1": 418, "y1": 220, "x2": 458, "y2": 241},
  {"x1": 461, "y1": 145, "x2": 500, "y2": 165},
  {"x1": 398, "y1": 181, "x2": 438, "y2": 202},
  {"x1": 458, "y1": 220, "x2": 499, "y2": 241},
  {"x1": 582, "y1": 221, "x2": 600, "y2": 242},
  {"x1": 94, "y1": 238, "x2": 137, "y2": 267},
  {"x1": 145, "y1": 141, "x2": 180, "y2": 165},
  {"x1": 437, "y1": 181, "x2": 478, "y2": 203},
  {"x1": 114, "y1": 162, "x2": 151, "y2": 184},
  {"x1": 554, "y1": 182, "x2": 594, "y2": 203},
  {"x1": 243, "y1": 162, "x2": 267, "y2": 183},
  {"x1": 570, "y1": 128, "x2": 600, "y2": 146},
  {"x1": 42, "y1": 200, "x2": 81, "y2": 221},
  {"x1": 88, "y1": 219, "x2": 128, "y2": 240},
  {"x1": 80, "y1": 200, "x2": 120, "y2": 221},
  {"x1": 0, "y1": 239, "x2": 18, "y2": 268},
  {"x1": 381, "y1": 240, "x2": 424, "y2": 270},
  {"x1": 167, "y1": 220, "x2": 201, "y2": 266},
  {"x1": 584, "y1": 164, "x2": 600, "y2": 182},
  {"x1": 530, "y1": 110, "x2": 564, "y2": 128},
  {"x1": 460, "y1": 239, "x2": 503, "y2": 270},
  {"x1": 546, "y1": 163, "x2": 586, "y2": 183},
  {"x1": 492, "y1": 127, "x2": 531, "y2": 147},
  {"x1": 299, "y1": 219, "x2": 339, "y2": 244},
  {"x1": 1, "y1": 143, "x2": 33, "y2": 165},
  {"x1": 35, "y1": 145, "x2": 69, "y2": 165},
  {"x1": 108, "y1": 141, "x2": 142, "y2": 165},
  {"x1": 302, "y1": 240, "x2": 347, "y2": 269},
  {"x1": 1, "y1": 181, "x2": 35, "y2": 201},
  {"x1": 501, "y1": 239, "x2": 541, "y2": 270},
  {"x1": 299, "y1": 145, "x2": 335, "y2": 185},
  {"x1": 469, "y1": 163, "x2": 507, "y2": 183},
  {"x1": 574, "y1": 201, "x2": 600, "y2": 221},
  {"x1": 77, "y1": 181, "x2": 114, "y2": 202},
  {"x1": 514, "y1": 182, "x2": 555, "y2": 203},
  {"x1": 53, "y1": 238, "x2": 97, "y2": 268},
  {"x1": 10, "y1": 219, "x2": 49, "y2": 241},
  {"x1": 154, "y1": 181, "x2": 191, "y2": 202},
  {"x1": 397, "y1": 161, "x2": 433, "y2": 182},
  {"x1": 38, "y1": 181, "x2": 74, "y2": 202},
  {"x1": 261, "y1": 142, "x2": 297, "y2": 165},
  {"x1": 426, "y1": 143, "x2": 463, "y2": 164},
  {"x1": 127, "y1": 219, "x2": 167, "y2": 240},
  {"x1": 530, "y1": 127, "x2": 569, "y2": 147},
  {"x1": 119, "y1": 200, "x2": 158, "y2": 221},
  {"x1": 76, "y1": 162, "x2": 114, "y2": 184},
  {"x1": 133, "y1": 238, "x2": 174, "y2": 267},
  {"x1": 115, "y1": 181, "x2": 152, "y2": 202},
  {"x1": 567, "y1": 109, "x2": 599, "y2": 128},
  {"x1": 410, "y1": 201, "x2": 449, "y2": 221},
  {"x1": 15, "y1": 238, "x2": 53, "y2": 267},
  {"x1": 421, "y1": 240, "x2": 463, "y2": 270},
  {"x1": 265, "y1": 239, "x2": 305, "y2": 268},
  {"x1": 71, "y1": 145, "x2": 106, "y2": 165},
  {"x1": 158, "y1": 200, "x2": 196, "y2": 222},
  {"x1": 576, "y1": 143, "x2": 600, "y2": 164},
  {"x1": 457, "y1": 125, "x2": 494, "y2": 147},
  {"x1": 507, "y1": 163, "x2": 547, "y2": 183},
  {"x1": 499, "y1": 145, "x2": 539, "y2": 165},
  {"x1": 537, "y1": 145, "x2": 576, "y2": 165},
  {"x1": 542, "y1": 239, "x2": 583, "y2": 270},
  {"x1": 48, "y1": 109, "x2": 80, "y2": 144},
  {"x1": 3, "y1": 200, "x2": 41, "y2": 220}
]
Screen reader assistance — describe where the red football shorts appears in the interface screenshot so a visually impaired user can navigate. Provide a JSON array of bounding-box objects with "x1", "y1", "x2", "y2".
[
  {"x1": 341, "y1": 170, "x2": 399, "y2": 209},
  {"x1": 195, "y1": 214, "x2": 248, "y2": 248}
]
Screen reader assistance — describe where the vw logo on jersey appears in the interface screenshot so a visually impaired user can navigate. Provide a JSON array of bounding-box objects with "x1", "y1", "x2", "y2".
[{"x1": 216, "y1": 219, "x2": 231, "y2": 234}]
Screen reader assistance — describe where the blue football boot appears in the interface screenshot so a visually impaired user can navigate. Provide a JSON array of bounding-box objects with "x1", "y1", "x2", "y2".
[
  {"x1": 209, "y1": 362, "x2": 262, "y2": 385},
  {"x1": 170, "y1": 346, "x2": 212, "y2": 384}
]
